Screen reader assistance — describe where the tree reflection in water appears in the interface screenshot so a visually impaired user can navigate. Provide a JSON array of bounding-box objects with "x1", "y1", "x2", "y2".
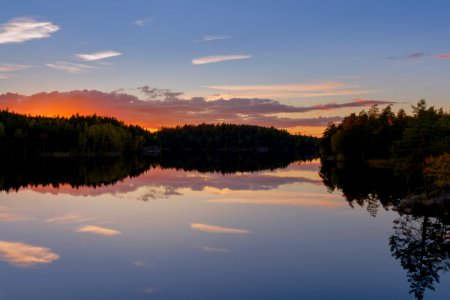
[
  {"x1": 319, "y1": 159, "x2": 408, "y2": 217},
  {"x1": 0, "y1": 152, "x2": 311, "y2": 192},
  {"x1": 320, "y1": 159, "x2": 450, "y2": 299},
  {"x1": 390, "y1": 215, "x2": 450, "y2": 300}
]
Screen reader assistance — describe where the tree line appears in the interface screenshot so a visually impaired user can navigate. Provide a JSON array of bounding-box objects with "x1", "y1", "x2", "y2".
[
  {"x1": 0, "y1": 110, "x2": 150, "y2": 156},
  {"x1": 319, "y1": 100, "x2": 450, "y2": 193},
  {"x1": 155, "y1": 123, "x2": 317, "y2": 154},
  {"x1": 0, "y1": 110, "x2": 317, "y2": 156}
]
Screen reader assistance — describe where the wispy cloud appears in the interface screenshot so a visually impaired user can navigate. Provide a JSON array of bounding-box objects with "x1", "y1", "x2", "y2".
[
  {"x1": 46, "y1": 213, "x2": 95, "y2": 224},
  {"x1": 208, "y1": 193, "x2": 343, "y2": 208},
  {"x1": 0, "y1": 212, "x2": 28, "y2": 222},
  {"x1": 192, "y1": 54, "x2": 251, "y2": 65},
  {"x1": 76, "y1": 50, "x2": 122, "y2": 61},
  {"x1": 207, "y1": 82, "x2": 346, "y2": 92},
  {"x1": 0, "y1": 64, "x2": 29, "y2": 72},
  {"x1": 388, "y1": 52, "x2": 425, "y2": 60},
  {"x1": 436, "y1": 53, "x2": 450, "y2": 59},
  {"x1": 46, "y1": 61, "x2": 94, "y2": 74},
  {"x1": 76, "y1": 225, "x2": 121, "y2": 236},
  {"x1": 142, "y1": 287, "x2": 158, "y2": 294},
  {"x1": 308, "y1": 98, "x2": 396, "y2": 111},
  {"x1": 190, "y1": 223, "x2": 250, "y2": 234},
  {"x1": 0, "y1": 64, "x2": 30, "y2": 79},
  {"x1": 202, "y1": 35, "x2": 231, "y2": 42},
  {"x1": 406, "y1": 52, "x2": 425, "y2": 59},
  {"x1": 0, "y1": 17, "x2": 60, "y2": 45},
  {"x1": 201, "y1": 246, "x2": 229, "y2": 253},
  {"x1": 0, "y1": 240, "x2": 59, "y2": 267},
  {"x1": 206, "y1": 82, "x2": 373, "y2": 98},
  {"x1": 137, "y1": 86, "x2": 184, "y2": 100},
  {"x1": 134, "y1": 260, "x2": 154, "y2": 270},
  {"x1": 134, "y1": 17, "x2": 153, "y2": 27}
]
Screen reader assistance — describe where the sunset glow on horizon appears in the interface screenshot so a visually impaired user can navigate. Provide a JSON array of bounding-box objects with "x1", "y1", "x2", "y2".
[
  {"x1": 1, "y1": 0, "x2": 450, "y2": 135},
  {"x1": 0, "y1": 89, "x2": 398, "y2": 135}
]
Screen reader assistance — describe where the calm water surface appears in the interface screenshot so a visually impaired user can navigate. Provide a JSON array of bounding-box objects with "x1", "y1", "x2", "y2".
[{"x1": 0, "y1": 159, "x2": 449, "y2": 299}]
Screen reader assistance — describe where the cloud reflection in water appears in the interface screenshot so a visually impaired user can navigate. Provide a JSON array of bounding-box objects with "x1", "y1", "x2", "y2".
[
  {"x1": 191, "y1": 223, "x2": 250, "y2": 234},
  {"x1": 46, "y1": 213, "x2": 96, "y2": 224},
  {"x1": 0, "y1": 240, "x2": 59, "y2": 267},
  {"x1": 76, "y1": 225, "x2": 121, "y2": 237}
]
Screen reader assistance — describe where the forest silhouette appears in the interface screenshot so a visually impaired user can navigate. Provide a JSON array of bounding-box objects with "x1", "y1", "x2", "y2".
[
  {"x1": 319, "y1": 100, "x2": 450, "y2": 299},
  {"x1": 0, "y1": 110, "x2": 317, "y2": 156}
]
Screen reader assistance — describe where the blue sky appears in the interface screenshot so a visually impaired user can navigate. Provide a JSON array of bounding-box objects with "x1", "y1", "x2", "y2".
[{"x1": 1, "y1": 0, "x2": 450, "y2": 133}]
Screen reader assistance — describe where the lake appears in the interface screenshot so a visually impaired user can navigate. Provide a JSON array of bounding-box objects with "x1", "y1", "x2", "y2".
[{"x1": 0, "y1": 157, "x2": 449, "y2": 300}]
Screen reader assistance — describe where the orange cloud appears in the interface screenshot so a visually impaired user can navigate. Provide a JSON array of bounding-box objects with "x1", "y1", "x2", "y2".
[
  {"x1": 0, "y1": 240, "x2": 59, "y2": 267},
  {"x1": 0, "y1": 90, "x2": 394, "y2": 131},
  {"x1": 437, "y1": 54, "x2": 450, "y2": 59}
]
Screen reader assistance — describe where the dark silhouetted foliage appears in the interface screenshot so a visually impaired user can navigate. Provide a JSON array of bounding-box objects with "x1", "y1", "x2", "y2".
[
  {"x1": 0, "y1": 153, "x2": 311, "y2": 192},
  {"x1": 319, "y1": 100, "x2": 450, "y2": 192},
  {"x1": 0, "y1": 110, "x2": 151, "y2": 156},
  {"x1": 390, "y1": 215, "x2": 450, "y2": 300},
  {"x1": 320, "y1": 100, "x2": 450, "y2": 163},
  {"x1": 0, "y1": 111, "x2": 317, "y2": 156},
  {"x1": 155, "y1": 123, "x2": 317, "y2": 154}
]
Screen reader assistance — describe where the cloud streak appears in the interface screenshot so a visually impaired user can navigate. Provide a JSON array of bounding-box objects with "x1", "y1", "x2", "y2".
[
  {"x1": 202, "y1": 35, "x2": 231, "y2": 42},
  {"x1": 76, "y1": 50, "x2": 122, "y2": 61},
  {"x1": 134, "y1": 260, "x2": 154, "y2": 270},
  {"x1": 134, "y1": 17, "x2": 153, "y2": 27},
  {"x1": 0, "y1": 64, "x2": 30, "y2": 72},
  {"x1": 388, "y1": 52, "x2": 426, "y2": 60},
  {"x1": 0, "y1": 64, "x2": 30, "y2": 79},
  {"x1": 208, "y1": 82, "x2": 348, "y2": 92},
  {"x1": 208, "y1": 193, "x2": 343, "y2": 208},
  {"x1": 190, "y1": 223, "x2": 250, "y2": 234},
  {"x1": 0, "y1": 212, "x2": 28, "y2": 222},
  {"x1": 192, "y1": 55, "x2": 251, "y2": 65},
  {"x1": 0, "y1": 17, "x2": 60, "y2": 44},
  {"x1": 76, "y1": 225, "x2": 121, "y2": 236},
  {"x1": 436, "y1": 54, "x2": 450, "y2": 59},
  {"x1": 0, "y1": 240, "x2": 59, "y2": 267},
  {"x1": 201, "y1": 246, "x2": 229, "y2": 253},
  {"x1": 46, "y1": 213, "x2": 95, "y2": 224},
  {"x1": 206, "y1": 82, "x2": 373, "y2": 98},
  {"x1": 46, "y1": 61, "x2": 94, "y2": 74},
  {"x1": 406, "y1": 52, "x2": 425, "y2": 59}
]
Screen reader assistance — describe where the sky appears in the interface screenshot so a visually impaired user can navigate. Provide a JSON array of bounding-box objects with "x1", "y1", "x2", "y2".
[{"x1": 1, "y1": 0, "x2": 450, "y2": 135}]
